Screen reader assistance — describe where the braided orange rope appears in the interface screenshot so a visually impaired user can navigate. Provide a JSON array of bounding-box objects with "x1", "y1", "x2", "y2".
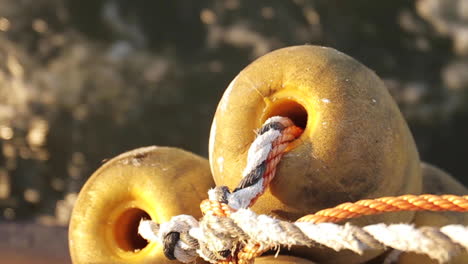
[
  {"x1": 201, "y1": 199, "x2": 235, "y2": 217},
  {"x1": 297, "y1": 194, "x2": 468, "y2": 223}
]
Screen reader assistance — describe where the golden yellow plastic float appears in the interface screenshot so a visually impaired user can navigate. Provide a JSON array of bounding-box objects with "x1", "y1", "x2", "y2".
[
  {"x1": 69, "y1": 146, "x2": 213, "y2": 264},
  {"x1": 209, "y1": 45, "x2": 421, "y2": 222},
  {"x1": 208, "y1": 45, "x2": 467, "y2": 263}
]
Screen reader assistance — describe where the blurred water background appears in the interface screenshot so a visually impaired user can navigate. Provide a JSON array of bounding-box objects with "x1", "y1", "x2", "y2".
[{"x1": 0, "y1": 0, "x2": 468, "y2": 262}]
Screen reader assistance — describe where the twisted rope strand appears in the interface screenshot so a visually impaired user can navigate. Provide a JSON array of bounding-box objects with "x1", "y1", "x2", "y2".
[
  {"x1": 227, "y1": 117, "x2": 303, "y2": 210},
  {"x1": 201, "y1": 199, "x2": 234, "y2": 217},
  {"x1": 139, "y1": 208, "x2": 468, "y2": 264},
  {"x1": 215, "y1": 117, "x2": 302, "y2": 263},
  {"x1": 261, "y1": 125, "x2": 303, "y2": 191}
]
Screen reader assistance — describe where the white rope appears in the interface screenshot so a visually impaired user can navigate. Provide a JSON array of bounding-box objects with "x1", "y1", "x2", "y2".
[
  {"x1": 138, "y1": 215, "x2": 199, "y2": 263},
  {"x1": 228, "y1": 119, "x2": 283, "y2": 210},
  {"x1": 138, "y1": 209, "x2": 468, "y2": 263},
  {"x1": 242, "y1": 129, "x2": 279, "y2": 177},
  {"x1": 363, "y1": 224, "x2": 460, "y2": 263},
  {"x1": 227, "y1": 116, "x2": 297, "y2": 210},
  {"x1": 138, "y1": 219, "x2": 159, "y2": 242},
  {"x1": 441, "y1": 225, "x2": 468, "y2": 249}
]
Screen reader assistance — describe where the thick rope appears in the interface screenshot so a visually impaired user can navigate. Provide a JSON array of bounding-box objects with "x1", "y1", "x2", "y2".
[
  {"x1": 199, "y1": 116, "x2": 303, "y2": 264},
  {"x1": 137, "y1": 116, "x2": 468, "y2": 264},
  {"x1": 139, "y1": 209, "x2": 468, "y2": 264},
  {"x1": 227, "y1": 116, "x2": 303, "y2": 210},
  {"x1": 138, "y1": 215, "x2": 200, "y2": 262}
]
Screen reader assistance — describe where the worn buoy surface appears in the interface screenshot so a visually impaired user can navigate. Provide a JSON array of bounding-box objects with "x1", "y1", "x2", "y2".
[
  {"x1": 209, "y1": 45, "x2": 422, "y2": 221},
  {"x1": 209, "y1": 45, "x2": 422, "y2": 263}
]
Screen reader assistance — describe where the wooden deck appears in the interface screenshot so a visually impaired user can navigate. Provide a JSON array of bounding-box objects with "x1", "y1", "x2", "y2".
[{"x1": 0, "y1": 222, "x2": 70, "y2": 263}]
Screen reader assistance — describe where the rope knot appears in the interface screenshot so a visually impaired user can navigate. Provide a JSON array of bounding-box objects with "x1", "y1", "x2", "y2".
[
  {"x1": 191, "y1": 214, "x2": 244, "y2": 262},
  {"x1": 138, "y1": 215, "x2": 199, "y2": 263}
]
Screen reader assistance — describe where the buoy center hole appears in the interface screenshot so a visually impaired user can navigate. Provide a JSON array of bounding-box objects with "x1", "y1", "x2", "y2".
[
  {"x1": 114, "y1": 208, "x2": 150, "y2": 252},
  {"x1": 266, "y1": 99, "x2": 308, "y2": 130}
]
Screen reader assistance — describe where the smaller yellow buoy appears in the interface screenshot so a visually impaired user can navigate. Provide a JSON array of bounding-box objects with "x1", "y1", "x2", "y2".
[{"x1": 69, "y1": 146, "x2": 213, "y2": 264}]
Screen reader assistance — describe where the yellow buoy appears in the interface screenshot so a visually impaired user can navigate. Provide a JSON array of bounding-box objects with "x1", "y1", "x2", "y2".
[
  {"x1": 69, "y1": 146, "x2": 213, "y2": 264},
  {"x1": 209, "y1": 45, "x2": 422, "y2": 263},
  {"x1": 209, "y1": 45, "x2": 422, "y2": 220}
]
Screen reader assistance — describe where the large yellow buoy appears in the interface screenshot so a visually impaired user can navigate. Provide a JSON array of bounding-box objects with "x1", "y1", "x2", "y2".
[
  {"x1": 69, "y1": 146, "x2": 213, "y2": 264},
  {"x1": 209, "y1": 45, "x2": 422, "y2": 221},
  {"x1": 209, "y1": 45, "x2": 422, "y2": 263}
]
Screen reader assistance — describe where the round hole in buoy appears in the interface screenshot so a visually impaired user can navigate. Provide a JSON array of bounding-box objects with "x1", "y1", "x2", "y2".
[
  {"x1": 264, "y1": 99, "x2": 308, "y2": 130},
  {"x1": 113, "y1": 208, "x2": 151, "y2": 252}
]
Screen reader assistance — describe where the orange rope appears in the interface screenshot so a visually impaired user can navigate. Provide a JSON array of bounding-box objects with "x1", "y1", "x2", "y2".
[
  {"x1": 297, "y1": 194, "x2": 468, "y2": 223},
  {"x1": 236, "y1": 243, "x2": 263, "y2": 264},
  {"x1": 200, "y1": 199, "x2": 234, "y2": 217}
]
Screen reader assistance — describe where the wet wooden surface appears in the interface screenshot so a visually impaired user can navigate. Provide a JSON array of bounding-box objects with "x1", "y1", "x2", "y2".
[{"x1": 0, "y1": 222, "x2": 71, "y2": 264}]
